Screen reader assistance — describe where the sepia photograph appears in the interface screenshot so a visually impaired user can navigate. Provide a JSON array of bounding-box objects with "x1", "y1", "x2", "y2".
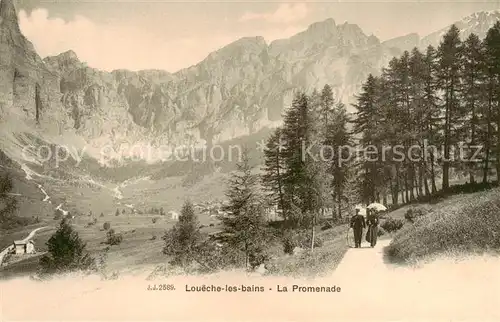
[{"x1": 0, "y1": 0, "x2": 500, "y2": 320}]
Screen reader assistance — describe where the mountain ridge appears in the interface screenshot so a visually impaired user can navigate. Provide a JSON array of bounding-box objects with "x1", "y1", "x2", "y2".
[{"x1": 1, "y1": 0, "x2": 499, "y2": 166}]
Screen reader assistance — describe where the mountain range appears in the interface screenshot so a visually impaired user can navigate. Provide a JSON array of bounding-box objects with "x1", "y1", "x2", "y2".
[{"x1": 0, "y1": 0, "x2": 499, "y2": 165}]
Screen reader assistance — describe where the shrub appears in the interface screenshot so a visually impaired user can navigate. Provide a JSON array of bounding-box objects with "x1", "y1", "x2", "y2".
[
  {"x1": 100, "y1": 212, "x2": 104, "y2": 217},
  {"x1": 282, "y1": 230, "x2": 295, "y2": 255},
  {"x1": 53, "y1": 209, "x2": 64, "y2": 220},
  {"x1": 152, "y1": 217, "x2": 158, "y2": 224},
  {"x1": 381, "y1": 217, "x2": 404, "y2": 232},
  {"x1": 248, "y1": 248, "x2": 270, "y2": 269},
  {"x1": 103, "y1": 222, "x2": 111, "y2": 230},
  {"x1": 197, "y1": 241, "x2": 245, "y2": 272},
  {"x1": 321, "y1": 222, "x2": 333, "y2": 231},
  {"x1": 106, "y1": 229, "x2": 123, "y2": 246},
  {"x1": 377, "y1": 227, "x2": 386, "y2": 237},
  {"x1": 282, "y1": 230, "x2": 323, "y2": 254},
  {"x1": 405, "y1": 207, "x2": 428, "y2": 223}
]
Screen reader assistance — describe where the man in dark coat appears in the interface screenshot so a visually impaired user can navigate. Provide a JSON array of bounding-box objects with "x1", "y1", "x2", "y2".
[{"x1": 350, "y1": 208, "x2": 366, "y2": 248}]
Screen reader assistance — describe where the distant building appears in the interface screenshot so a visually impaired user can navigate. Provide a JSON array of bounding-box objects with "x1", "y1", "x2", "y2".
[
  {"x1": 12, "y1": 240, "x2": 35, "y2": 255},
  {"x1": 168, "y1": 211, "x2": 179, "y2": 220}
]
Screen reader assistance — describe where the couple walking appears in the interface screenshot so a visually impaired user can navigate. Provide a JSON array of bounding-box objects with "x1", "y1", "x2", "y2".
[{"x1": 350, "y1": 208, "x2": 379, "y2": 248}]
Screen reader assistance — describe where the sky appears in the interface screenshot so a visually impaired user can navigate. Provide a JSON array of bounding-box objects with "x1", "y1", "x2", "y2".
[{"x1": 14, "y1": 0, "x2": 500, "y2": 73}]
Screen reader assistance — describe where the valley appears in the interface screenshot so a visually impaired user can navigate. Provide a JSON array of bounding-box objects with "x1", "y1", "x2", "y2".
[{"x1": 0, "y1": 0, "x2": 500, "y2": 283}]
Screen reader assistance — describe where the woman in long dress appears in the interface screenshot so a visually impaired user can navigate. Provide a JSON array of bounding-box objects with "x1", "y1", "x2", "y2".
[{"x1": 366, "y1": 208, "x2": 379, "y2": 247}]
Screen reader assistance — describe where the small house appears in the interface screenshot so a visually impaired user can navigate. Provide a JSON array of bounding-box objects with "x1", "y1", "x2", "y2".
[
  {"x1": 168, "y1": 211, "x2": 179, "y2": 221},
  {"x1": 13, "y1": 240, "x2": 35, "y2": 255}
]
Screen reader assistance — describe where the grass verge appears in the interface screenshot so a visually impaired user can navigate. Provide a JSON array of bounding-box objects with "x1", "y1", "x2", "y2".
[{"x1": 386, "y1": 189, "x2": 500, "y2": 264}]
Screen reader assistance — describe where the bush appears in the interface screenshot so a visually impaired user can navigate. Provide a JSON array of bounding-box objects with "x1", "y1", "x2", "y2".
[
  {"x1": 282, "y1": 231, "x2": 295, "y2": 255},
  {"x1": 152, "y1": 217, "x2": 158, "y2": 224},
  {"x1": 377, "y1": 227, "x2": 386, "y2": 237},
  {"x1": 248, "y1": 248, "x2": 270, "y2": 269},
  {"x1": 381, "y1": 217, "x2": 404, "y2": 233},
  {"x1": 282, "y1": 230, "x2": 323, "y2": 254},
  {"x1": 321, "y1": 222, "x2": 333, "y2": 231},
  {"x1": 100, "y1": 213, "x2": 104, "y2": 217},
  {"x1": 103, "y1": 222, "x2": 111, "y2": 230},
  {"x1": 106, "y1": 229, "x2": 123, "y2": 246},
  {"x1": 53, "y1": 209, "x2": 64, "y2": 220},
  {"x1": 405, "y1": 207, "x2": 428, "y2": 223}
]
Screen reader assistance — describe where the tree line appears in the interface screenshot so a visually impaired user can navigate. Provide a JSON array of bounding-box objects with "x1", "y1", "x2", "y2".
[{"x1": 353, "y1": 23, "x2": 500, "y2": 205}]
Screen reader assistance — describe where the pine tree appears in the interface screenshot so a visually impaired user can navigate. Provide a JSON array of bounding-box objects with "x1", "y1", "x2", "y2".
[
  {"x1": 422, "y1": 45, "x2": 441, "y2": 195},
  {"x1": 437, "y1": 24, "x2": 463, "y2": 190},
  {"x1": 327, "y1": 101, "x2": 352, "y2": 219},
  {"x1": 353, "y1": 74, "x2": 383, "y2": 204},
  {"x1": 35, "y1": 83, "x2": 42, "y2": 124},
  {"x1": 222, "y1": 150, "x2": 269, "y2": 269},
  {"x1": 461, "y1": 33, "x2": 486, "y2": 184},
  {"x1": 39, "y1": 218, "x2": 95, "y2": 275},
  {"x1": 281, "y1": 92, "x2": 314, "y2": 227},
  {"x1": 162, "y1": 200, "x2": 201, "y2": 267},
  {"x1": 262, "y1": 127, "x2": 287, "y2": 221},
  {"x1": 320, "y1": 84, "x2": 335, "y2": 132}
]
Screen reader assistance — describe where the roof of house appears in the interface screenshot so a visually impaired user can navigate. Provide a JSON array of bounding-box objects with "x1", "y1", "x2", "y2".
[{"x1": 13, "y1": 240, "x2": 34, "y2": 245}]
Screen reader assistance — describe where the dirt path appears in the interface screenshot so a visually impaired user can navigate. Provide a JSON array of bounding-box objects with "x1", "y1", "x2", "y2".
[
  {"x1": 20, "y1": 226, "x2": 48, "y2": 243},
  {"x1": 333, "y1": 238, "x2": 392, "y2": 280}
]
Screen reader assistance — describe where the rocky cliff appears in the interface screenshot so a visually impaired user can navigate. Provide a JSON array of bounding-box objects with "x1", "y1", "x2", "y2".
[{"x1": 0, "y1": 0, "x2": 498, "y2": 165}]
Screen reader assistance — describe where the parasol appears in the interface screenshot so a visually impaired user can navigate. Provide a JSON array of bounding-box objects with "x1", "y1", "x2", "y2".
[{"x1": 366, "y1": 202, "x2": 387, "y2": 212}]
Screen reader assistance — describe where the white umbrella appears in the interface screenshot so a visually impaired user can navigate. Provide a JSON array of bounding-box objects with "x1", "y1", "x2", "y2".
[
  {"x1": 354, "y1": 205, "x2": 367, "y2": 217},
  {"x1": 366, "y1": 203, "x2": 387, "y2": 212}
]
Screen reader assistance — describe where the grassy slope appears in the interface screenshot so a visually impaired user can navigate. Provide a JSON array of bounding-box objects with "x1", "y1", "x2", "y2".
[
  {"x1": 266, "y1": 224, "x2": 349, "y2": 278},
  {"x1": 386, "y1": 188, "x2": 500, "y2": 264}
]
